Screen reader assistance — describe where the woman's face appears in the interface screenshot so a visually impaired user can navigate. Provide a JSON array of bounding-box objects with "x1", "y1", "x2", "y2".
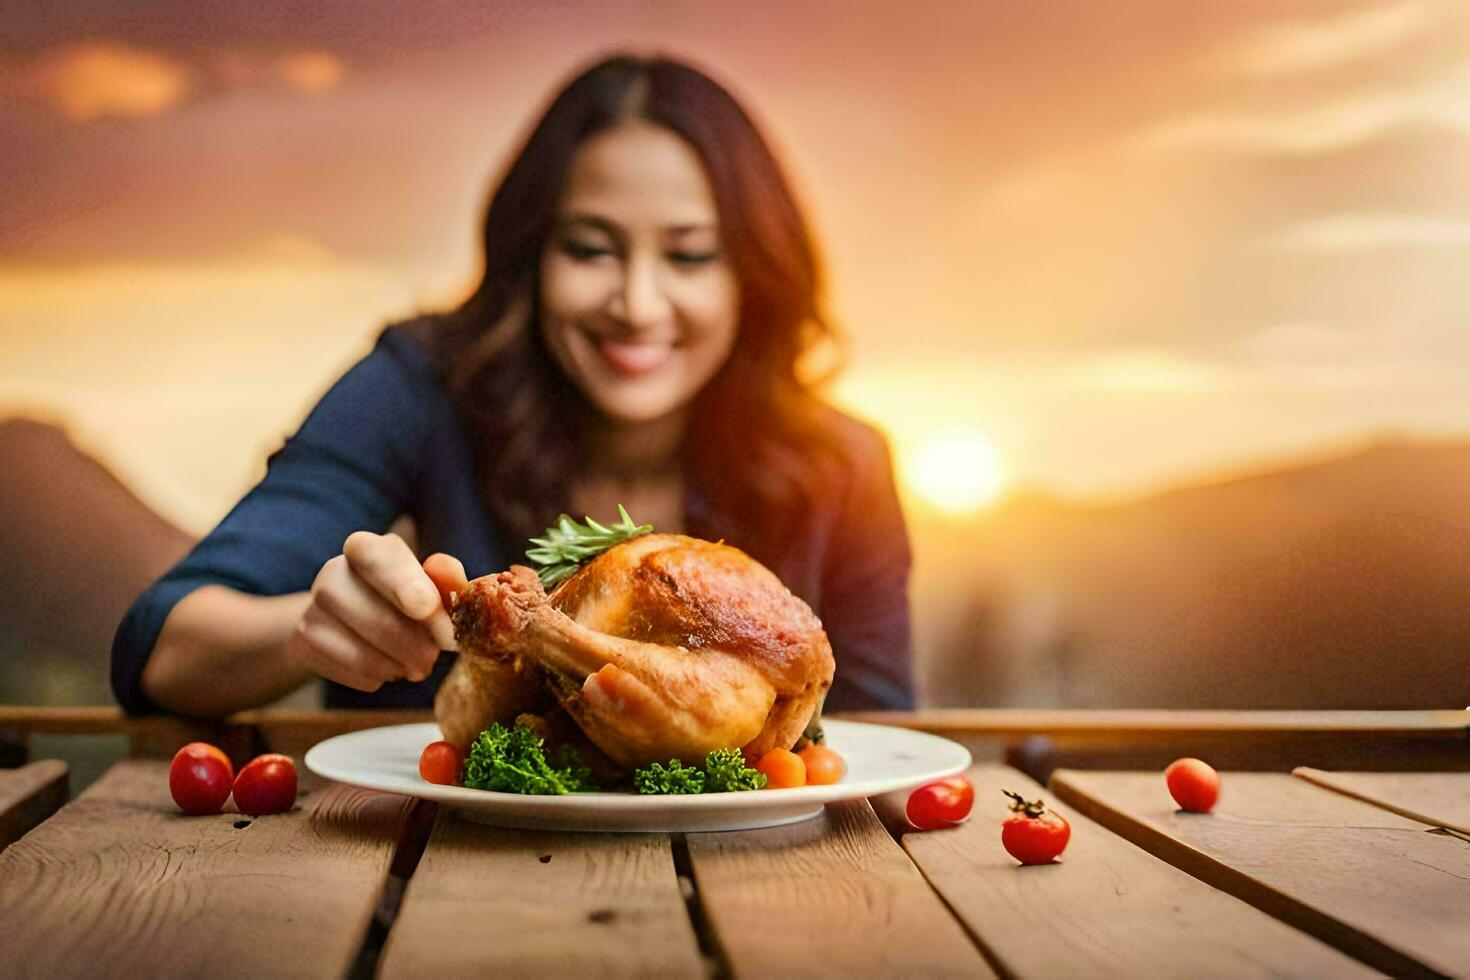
[{"x1": 539, "y1": 121, "x2": 739, "y2": 425}]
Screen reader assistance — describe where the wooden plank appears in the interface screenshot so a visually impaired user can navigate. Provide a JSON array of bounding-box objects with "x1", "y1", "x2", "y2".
[
  {"x1": 0, "y1": 760, "x2": 68, "y2": 851},
  {"x1": 838, "y1": 709, "x2": 1470, "y2": 778},
  {"x1": 1052, "y1": 769, "x2": 1470, "y2": 979},
  {"x1": 379, "y1": 812, "x2": 704, "y2": 978},
  {"x1": 0, "y1": 760, "x2": 415, "y2": 978},
  {"x1": 9, "y1": 705, "x2": 1464, "y2": 742},
  {"x1": 1293, "y1": 769, "x2": 1470, "y2": 837},
  {"x1": 834, "y1": 708, "x2": 1470, "y2": 741},
  {"x1": 125, "y1": 714, "x2": 258, "y2": 763},
  {"x1": 0, "y1": 706, "x2": 124, "y2": 733},
  {"x1": 684, "y1": 799, "x2": 995, "y2": 978},
  {"x1": 127, "y1": 708, "x2": 433, "y2": 761},
  {"x1": 0, "y1": 706, "x2": 430, "y2": 744},
  {"x1": 900, "y1": 765, "x2": 1373, "y2": 978},
  {"x1": 245, "y1": 707, "x2": 433, "y2": 761},
  {"x1": 1008, "y1": 737, "x2": 1470, "y2": 783},
  {"x1": 0, "y1": 706, "x2": 431, "y2": 734},
  {"x1": 231, "y1": 707, "x2": 434, "y2": 730}
]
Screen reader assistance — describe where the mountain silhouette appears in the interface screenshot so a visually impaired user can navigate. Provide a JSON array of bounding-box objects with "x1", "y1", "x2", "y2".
[
  {"x1": 920, "y1": 438, "x2": 1470, "y2": 709},
  {"x1": 0, "y1": 418, "x2": 194, "y2": 704}
]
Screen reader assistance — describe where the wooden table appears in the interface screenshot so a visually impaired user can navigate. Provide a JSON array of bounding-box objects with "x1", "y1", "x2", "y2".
[{"x1": 0, "y1": 709, "x2": 1465, "y2": 977}]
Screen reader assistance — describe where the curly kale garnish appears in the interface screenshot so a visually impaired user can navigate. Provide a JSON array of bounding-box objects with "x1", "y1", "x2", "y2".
[
  {"x1": 552, "y1": 742, "x2": 595, "y2": 791},
  {"x1": 702, "y1": 748, "x2": 768, "y2": 792},
  {"x1": 462, "y1": 722, "x2": 599, "y2": 795},
  {"x1": 633, "y1": 759, "x2": 706, "y2": 795},
  {"x1": 632, "y1": 747, "x2": 768, "y2": 795},
  {"x1": 463, "y1": 723, "x2": 770, "y2": 797}
]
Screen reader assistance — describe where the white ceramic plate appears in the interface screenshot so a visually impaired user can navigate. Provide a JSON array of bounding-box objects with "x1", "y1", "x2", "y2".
[{"x1": 304, "y1": 719, "x2": 971, "y2": 832}]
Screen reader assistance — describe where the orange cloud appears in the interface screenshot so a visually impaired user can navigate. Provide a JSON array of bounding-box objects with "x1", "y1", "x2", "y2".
[
  {"x1": 276, "y1": 51, "x2": 345, "y2": 95},
  {"x1": 5, "y1": 43, "x2": 346, "y2": 122},
  {"x1": 1229, "y1": 0, "x2": 1434, "y2": 75},
  {"x1": 31, "y1": 42, "x2": 192, "y2": 121},
  {"x1": 1269, "y1": 213, "x2": 1470, "y2": 251}
]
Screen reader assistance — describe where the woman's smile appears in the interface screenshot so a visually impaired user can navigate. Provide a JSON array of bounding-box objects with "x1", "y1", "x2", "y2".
[{"x1": 588, "y1": 331, "x2": 679, "y2": 378}]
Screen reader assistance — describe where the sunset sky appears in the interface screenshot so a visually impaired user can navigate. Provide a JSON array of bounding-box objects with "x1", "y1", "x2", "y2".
[{"x1": 4, "y1": 0, "x2": 1469, "y2": 533}]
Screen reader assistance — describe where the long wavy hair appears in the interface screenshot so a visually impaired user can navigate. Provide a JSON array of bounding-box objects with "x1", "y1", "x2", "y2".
[{"x1": 421, "y1": 53, "x2": 845, "y2": 585}]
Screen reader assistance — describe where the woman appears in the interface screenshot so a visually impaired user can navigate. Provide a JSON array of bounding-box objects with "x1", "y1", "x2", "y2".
[{"x1": 113, "y1": 53, "x2": 914, "y2": 718}]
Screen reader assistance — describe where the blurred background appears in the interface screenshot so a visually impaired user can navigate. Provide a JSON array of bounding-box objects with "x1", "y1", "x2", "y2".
[{"x1": 4, "y1": 0, "x2": 1468, "y2": 713}]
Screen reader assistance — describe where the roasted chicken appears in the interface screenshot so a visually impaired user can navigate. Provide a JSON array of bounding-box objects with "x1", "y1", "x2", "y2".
[{"x1": 440, "y1": 533, "x2": 835, "y2": 771}]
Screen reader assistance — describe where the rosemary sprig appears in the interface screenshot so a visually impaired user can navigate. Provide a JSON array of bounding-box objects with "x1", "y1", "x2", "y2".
[{"x1": 526, "y1": 504, "x2": 653, "y2": 588}]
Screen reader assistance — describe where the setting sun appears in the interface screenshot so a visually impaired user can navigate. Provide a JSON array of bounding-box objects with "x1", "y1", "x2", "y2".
[{"x1": 904, "y1": 429, "x2": 1009, "y2": 514}]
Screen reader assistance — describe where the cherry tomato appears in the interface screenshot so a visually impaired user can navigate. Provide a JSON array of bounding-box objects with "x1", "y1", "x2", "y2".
[
  {"x1": 906, "y1": 775, "x2": 975, "y2": 830},
  {"x1": 797, "y1": 744, "x2": 846, "y2": 785},
  {"x1": 1000, "y1": 790, "x2": 1071, "y2": 865},
  {"x1": 756, "y1": 748, "x2": 806, "y2": 788},
  {"x1": 1165, "y1": 757, "x2": 1220, "y2": 813},
  {"x1": 937, "y1": 775, "x2": 974, "y2": 812},
  {"x1": 168, "y1": 742, "x2": 234, "y2": 815},
  {"x1": 419, "y1": 741, "x2": 463, "y2": 785},
  {"x1": 233, "y1": 754, "x2": 298, "y2": 815}
]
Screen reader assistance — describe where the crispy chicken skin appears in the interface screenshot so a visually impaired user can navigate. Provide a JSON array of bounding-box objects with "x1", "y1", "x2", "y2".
[
  {"x1": 446, "y1": 534, "x2": 835, "y2": 770},
  {"x1": 431, "y1": 654, "x2": 546, "y2": 752}
]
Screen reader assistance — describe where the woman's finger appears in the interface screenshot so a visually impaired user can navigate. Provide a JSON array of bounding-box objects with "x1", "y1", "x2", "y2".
[
  {"x1": 423, "y1": 552, "x2": 468, "y2": 609},
  {"x1": 291, "y1": 604, "x2": 406, "y2": 692},
  {"x1": 422, "y1": 552, "x2": 468, "y2": 651},
  {"x1": 343, "y1": 531, "x2": 442, "y2": 621},
  {"x1": 314, "y1": 557, "x2": 439, "y2": 680}
]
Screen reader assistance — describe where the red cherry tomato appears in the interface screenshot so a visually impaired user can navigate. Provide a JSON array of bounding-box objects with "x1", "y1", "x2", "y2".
[
  {"x1": 1000, "y1": 790, "x2": 1071, "y2": 865},
  {"x1": 419, "y1": 741, "x2": 464, "y2": 785},
  {"x1": 937, "y1": 775, "x2": 974, "y2": 812},
  {"x1": 906, "y1": 775, "x2": 974, "y2": 830},
  {"x1": 757, "y1": 748, "x2": 807, "y2": 788},
  {"x1": 1165, "y1": 757, "x2": 1220, "y2": 813},
  {"x1": 168, "y1": 742, "x2": 234, "y2": 815},
  {"x1": 233, "y1": 754, "x2": 298, "y2": 816},
  {"x1": 797, "y1": 744, "x2": 846, "y2": 786}
]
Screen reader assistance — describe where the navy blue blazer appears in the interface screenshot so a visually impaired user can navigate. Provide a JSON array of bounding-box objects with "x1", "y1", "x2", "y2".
[{"x1": 112, "y1": 327, "x2": 916, "y2": 714}]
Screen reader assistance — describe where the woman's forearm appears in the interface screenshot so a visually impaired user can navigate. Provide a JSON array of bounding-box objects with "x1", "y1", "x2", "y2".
[{"x1": 141, "y1": 585, "x2": 315, "y2": 717}]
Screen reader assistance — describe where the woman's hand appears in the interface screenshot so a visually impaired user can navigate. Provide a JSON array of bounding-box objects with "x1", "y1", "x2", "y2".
[{"x1": 287, "y1": 531, "x2": 469, "y2": 692}]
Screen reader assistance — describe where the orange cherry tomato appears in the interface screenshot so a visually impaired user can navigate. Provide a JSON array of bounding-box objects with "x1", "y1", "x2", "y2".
[
  {"x1": 797, "y1": 744, "x2": 846, "y2": 785},
  {"x1": 756, "y1": 747, "x2": 806, "y2": 788},
  {"x1": 168, "y1": 742, "x2": 234, "y2": 815},
  {"x1": 906, "y1": 775, "x2": 975, "y2": 830},
  {"x1": 1165, "y1": 758, "x2": 1220, "y2": 813},
  {"x1": 233, "y1": 754, "x2": 298, "y2": 816},
  {"x1": 419, "y1": 741, "x2": 464, "y2": 785}
]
